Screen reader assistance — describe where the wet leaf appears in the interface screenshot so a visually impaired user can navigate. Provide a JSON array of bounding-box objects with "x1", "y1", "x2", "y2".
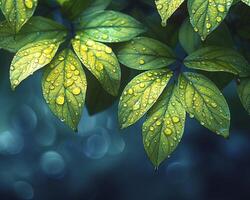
[
  {"x1": 188, "y1": 0, "x2": 233, "y2": 40},
  {"x1": 0, "y1": 0, "x2": 38, "y2": 33},
  {"x1": 178, "y1": 72, "x2": 230, "y2": 138},
  {"x1": 0, "y1": 16, "x2": 67, "y2": 52},
  {"x1": 142, "y1": 84, "x2": 186, "y2": 167},
  {"x1": 118, "y1": 69, "x2": 173, "y2": 129},
  {"x1": 237, "y1": 78, "x2": 250, "y2": 115},
  {"x1": 42, "y1": 49, "x2": 87, "y2": 131},
  {"x1": 155, "y1": 0, "x2": 184, "y2": 26},
  {"x1": 74, "y1": 10, "x2": 145, "y2": 43},
  {"x1": 10, "y1": 39, "x2": 61, "y2": 89},
  {"x1": 117, "y1": 37, "x2": 176, "y2": 70},
  {"x1": 184, "y1": 46, "x2": 250, "y2": 77},
  {"x1": 72, "y1": 34, "x2": 121, "y2": 96}
]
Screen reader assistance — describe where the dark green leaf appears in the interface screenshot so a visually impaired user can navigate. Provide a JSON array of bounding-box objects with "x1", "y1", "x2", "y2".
[
  {"x1": 237, "y1": 78, "x2": 250, "y2": 115},
  {"x1": 0, "y1": 16, "x2": 67, "y2": 52},
  {"x1": 74, "y1": 10, "x2": 145, "y2": 43},
  {"x1": 117, "y1": 37, "x2": 176, "y2": 70},
  {"x1": 184, "y1": 46, "x2": 250, "y2": 77}
]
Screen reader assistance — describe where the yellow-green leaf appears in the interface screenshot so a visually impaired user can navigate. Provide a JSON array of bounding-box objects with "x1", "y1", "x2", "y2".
[
  {"x1": 10, "y1": 39, "x2": 61, "y2": 89},
  {"x1": 237, "y1": 78, "x2": 250, "y2": 115},
  {"x1": 188, "y1": 0, "x2": 233, "y2": 40},
  {"x1": 42, "y1": 49, "x2": 87, "y2": 131},
  {"x1": 0, "y1": 0, "x2": 38, "y2": 33},
  {"x1": 178, "y1": 72, "x2": 230, "y2": 138},
  {"x1": 72, "y1": 34, "x2": 121, "y2": 96},
  {"x1": 118, "y1": 69, "x2": 173, "y2": 129},
  {"x1": 143, "y1": 84, "x2": 186, "y2": 167},
  {"x1": 155, "y1": 0, "x2": 184, "y2": 26}
]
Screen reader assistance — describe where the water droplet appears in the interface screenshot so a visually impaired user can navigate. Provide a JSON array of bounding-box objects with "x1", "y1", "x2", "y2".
[{"x1": 56, "y1": 95, "x2": 65, "y2": 105}]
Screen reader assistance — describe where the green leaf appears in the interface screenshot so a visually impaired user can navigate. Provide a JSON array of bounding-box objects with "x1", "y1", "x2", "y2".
[
  {"x1": 155, "y1": 0, "x2": 184, "y2": 26},
  {"x1": 179, "y1": 19, "x2": 234, "y2": 54},
  {"x1": 143, "y1": 13, "x2": 179, "y2": 48},
  {"x1": 142, "y1": 84, "x2": 186, "y2": 167},
  {"x1": 118, "y1": 69, "x2": 173, "y2": 129},
  {"x1": 237, "y1": 78, "x2": 250, "y2": 115},
  {"x1": 117, "y1": 37, "x2": 176, "y2": 70},
  {"x1": 0, "y1": 16, "x2": 67, "y2": 52},
  {"x1": 80, "y1": 0, "x2": 112, "y2": 16},
  {"x1": 42, "y1": 49, "x2": 87, "y2": 131},
  {"x1": 178, "y1": 72, "x2": 230, "y2": 138},
  {"x1": 188, "y1": 0, "x2": 233, "y2": 40},
  {"x1": 178, "y1": 18, "x2": 201, "y2": 54},
  {"x1": 74, "y1": 10, "x2": 145, "y2": 43},
  {"x1": 58, "y1": 0, "x2": 112, "y2": 19},
  {"x1": 72, "y1": 34, "x2": 121, "y2": 96},
  {"x1": 10, "y1": 39, "x2": 61, "y2": 89},
  {"x1": 242, "y1": 0, "x2": 250, "y2": 6},
  {"x1": 0, "y1": 0, "x2": 38, "y2": 33},
  {"x1": 184, "y1": 46, "x2": 250, "y2": 77}
]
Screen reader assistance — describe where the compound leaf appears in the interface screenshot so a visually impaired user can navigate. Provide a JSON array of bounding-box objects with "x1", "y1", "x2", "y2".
[
  {"x1": 10, "y1": 39, "x2": 61, "y2": 89},
  {"x1": 237, "y1": 78, "x2": 250, "y2": 115},
  {"x1": 178, "y1": 72, "x2": 230, "y2": 138},
  {"x1": 72, "y1": 34, "x2": 121, "y2": 96},
  {"x1": 143, "y1": 84, "x2": 186, "y2": 167},
  {"x1": 74, "y1": 10, "x2": 145, "y2": 43},
  {"x1": 155, "y1": 0, "x2": 184, "y2": 26},
  {"x1": 0, "y1": 16, "x2": 67, "y2": 52},
  {"x1": 118, "y1": 69, "x2": 173, "y2": 129},
  {"x1": 42, "y1": 49, "x2": 87, "y2": 131},
  {"x1": 117, "y1": 37, "x2": 176, "y2": 70},
  {"x1": 184, "y1": 46, "x2": 250, "y2": 77},
  {"x1": 0, "y1": 0, "x2": 38, "y2": 33},
  {"x1": 188, "y1": 0, "x2": 233, "y2": 40}
]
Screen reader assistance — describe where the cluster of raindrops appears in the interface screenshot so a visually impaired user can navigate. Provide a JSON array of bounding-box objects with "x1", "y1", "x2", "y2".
[
  {"x1": 72, "y1": 34, "x2": 120, "y2": 95},
  {"x1": 42, "y1": 50, "x2": 86, "y2": 127},
  {"x1": 190, "y1": 0, "x2": 232, "y2": 40},
  {"x1": 11, "y1": 39, "x2": 59, "y2": 89},
  {"x1": 119, "y1": 69, "x2": 173, "y2": 126}
]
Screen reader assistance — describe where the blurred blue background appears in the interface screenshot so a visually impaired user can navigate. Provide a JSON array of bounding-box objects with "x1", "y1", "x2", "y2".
[
  {"x1": 1, "y1": 1, "x2": 250, "y2": 200},
  {"x1": 1, "y1": 49, "x2": 250, "y2": 200}
]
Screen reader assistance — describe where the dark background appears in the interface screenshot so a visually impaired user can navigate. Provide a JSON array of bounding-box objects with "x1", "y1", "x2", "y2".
[{"x1": 0, "y1": 0, "x2": 250, "y2": 199}]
